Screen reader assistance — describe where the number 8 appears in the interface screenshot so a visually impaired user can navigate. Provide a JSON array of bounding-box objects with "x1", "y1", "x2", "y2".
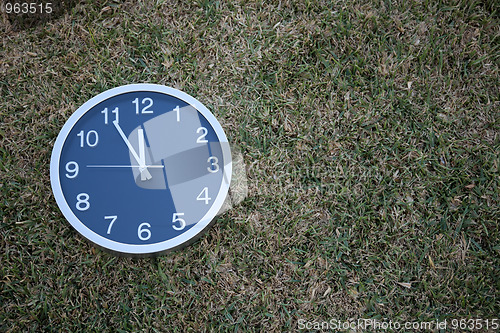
[{"x1": 76, "y1": 193, "x2": 90, "y2": 211}]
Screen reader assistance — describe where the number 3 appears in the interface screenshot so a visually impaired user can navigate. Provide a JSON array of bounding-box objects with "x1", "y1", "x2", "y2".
[{"x1": 207, "y1": 156, "x2": 219, "y2": 173}]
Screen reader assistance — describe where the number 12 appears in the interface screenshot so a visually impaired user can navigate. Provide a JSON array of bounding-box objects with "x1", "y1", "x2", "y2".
[{"x1": 133, "y1": 97, "x2": 154, "y2": 114}]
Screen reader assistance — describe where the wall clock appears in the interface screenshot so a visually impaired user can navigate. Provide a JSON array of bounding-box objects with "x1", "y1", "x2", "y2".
[{"x1": 50, "y1": 84, "x2": 232, "y2": 256}]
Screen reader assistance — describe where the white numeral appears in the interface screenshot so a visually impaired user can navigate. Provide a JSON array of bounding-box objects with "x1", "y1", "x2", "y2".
[
  {"x1": 142, "y1": 98, "x2": 153, "y2": 113},
  {"x1": 207, "y1": 156, "x2": 219, "y2": 173},
  {"x1": 172, "y1": 213, "x2": 186, "y2": 231},
  {"x1": 196, "y1": 187, "x2": 211, "y2": 205},
  {"x1": 196, "y1": 127, "x2": 208, "y2": 143},
  {"x1": 105, "y1": 215, "x2": 117, "y2": 234},
  {"x1": 101, "y1": 107, "x2": 119, "y2": 124},
  {"x1": 174, "y1": 105, "x2": 180, "y2": 122},
  {"x1": 133, "y1": 97, "x2": 154, "y2": 114},
  {"x1": 138, "y1": 223, "x2": 151, "y2": 240},
  {"x1": 77, "y1": 130, "x2": 98, "y2": 147},
  {"x1": 76, "y1": 193, "x2": 90, "y2": 211},
  {"x1": 65, "y1": 161, "x2": 79, "y2": 178}
]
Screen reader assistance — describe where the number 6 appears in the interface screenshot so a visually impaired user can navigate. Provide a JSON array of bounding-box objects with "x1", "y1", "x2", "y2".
[{"x1": 138, "y1": 223, "x2": 151, "y2": 241}]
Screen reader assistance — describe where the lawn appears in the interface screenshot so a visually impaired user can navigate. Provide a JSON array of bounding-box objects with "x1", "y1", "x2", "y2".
[{"x1": 1, "y1": 0, "x2": 498, "y2": 331}]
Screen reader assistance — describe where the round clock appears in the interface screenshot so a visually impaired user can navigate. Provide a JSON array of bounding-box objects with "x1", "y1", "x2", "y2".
[{"x1": 50, "y1": 84, "x2": 232, "y2": 256}]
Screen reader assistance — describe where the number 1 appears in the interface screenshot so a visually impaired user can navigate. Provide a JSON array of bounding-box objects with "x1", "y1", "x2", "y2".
[{"x1": 174, "y1": 105, "x2": 180, "y2": 122}]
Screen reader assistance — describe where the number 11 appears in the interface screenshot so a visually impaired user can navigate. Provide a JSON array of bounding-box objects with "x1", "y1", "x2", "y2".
[{"x1": 102, "y1": 107, "x2": 119, "y2": 124}]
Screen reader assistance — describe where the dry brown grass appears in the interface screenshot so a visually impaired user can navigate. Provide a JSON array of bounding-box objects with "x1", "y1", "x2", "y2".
[{"x1": 1, "y1": 0, "x2": 498, "y2": 331}]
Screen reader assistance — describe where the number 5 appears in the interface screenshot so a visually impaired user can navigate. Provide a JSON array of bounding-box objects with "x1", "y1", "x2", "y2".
[{"x1": 172, "y1": 213, "x2": 186, "y2": 231}]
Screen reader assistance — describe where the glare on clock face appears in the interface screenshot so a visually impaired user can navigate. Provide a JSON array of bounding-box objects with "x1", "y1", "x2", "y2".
[{"x1": 52, "y1": 87, "x2": 230, "y2": 254}]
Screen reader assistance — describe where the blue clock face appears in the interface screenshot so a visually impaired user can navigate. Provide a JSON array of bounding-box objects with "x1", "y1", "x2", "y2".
[{"x1": 50, "y1": 84, "x2": 232, "y2": 255}]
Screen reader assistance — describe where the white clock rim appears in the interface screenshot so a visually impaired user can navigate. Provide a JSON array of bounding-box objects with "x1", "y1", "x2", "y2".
[{"x1": 50, "y1": 84, "x2": 232, "y2": 255}]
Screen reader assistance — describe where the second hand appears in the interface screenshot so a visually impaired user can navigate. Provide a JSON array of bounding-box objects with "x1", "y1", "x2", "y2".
[{"x1": 87, "y1": 165, "x2": 165, "y2": 168}]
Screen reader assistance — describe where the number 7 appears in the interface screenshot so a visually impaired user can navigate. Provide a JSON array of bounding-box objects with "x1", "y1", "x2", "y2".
[{"x1": 105, "y1": 215, "x2": 118, "y2": 234}]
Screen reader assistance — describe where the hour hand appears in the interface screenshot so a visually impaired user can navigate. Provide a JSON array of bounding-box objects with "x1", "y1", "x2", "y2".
[
  {"x1": 137, "y1": 128, "x2": 150, "y2": 181},
  {"x1": 113, "y1": 120, "x2": 152, "y2": 180}
]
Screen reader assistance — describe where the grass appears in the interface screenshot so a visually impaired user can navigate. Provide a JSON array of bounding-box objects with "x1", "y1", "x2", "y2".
[{"x1": 1, "y1": 0, "x2": 499, "y2": 331}]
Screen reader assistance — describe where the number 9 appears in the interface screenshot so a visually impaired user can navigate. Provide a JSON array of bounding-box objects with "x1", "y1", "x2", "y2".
[{"x1": 65, "y1": 161, "x2": 79, "y2": 178}]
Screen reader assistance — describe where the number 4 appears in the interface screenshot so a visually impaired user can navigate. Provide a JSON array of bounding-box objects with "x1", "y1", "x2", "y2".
[{"x1": 196, "y1": 187, "x2": 211, "y2": 205}]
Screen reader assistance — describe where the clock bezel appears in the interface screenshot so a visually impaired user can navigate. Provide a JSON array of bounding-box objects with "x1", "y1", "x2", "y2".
[{"x1": 50, "y1": 84, "x2": 232, "y2": 256}]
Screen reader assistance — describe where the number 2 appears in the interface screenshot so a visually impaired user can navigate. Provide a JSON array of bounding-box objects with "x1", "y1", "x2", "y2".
[{"x1": 196, "y1": 127, "x2": 208, "y2": 143}]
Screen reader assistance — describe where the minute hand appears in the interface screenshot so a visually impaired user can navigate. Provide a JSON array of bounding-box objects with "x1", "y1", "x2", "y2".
[{"x1": 113, "y1": 120, "x2": 152, "y2": 180}]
